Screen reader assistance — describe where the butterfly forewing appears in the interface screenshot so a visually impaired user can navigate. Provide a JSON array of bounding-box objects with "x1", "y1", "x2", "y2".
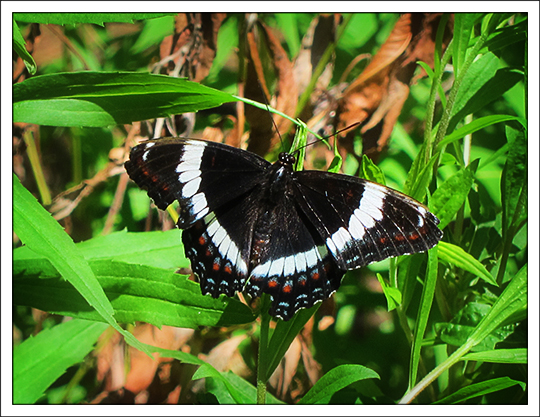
[
  {"x1": 293, "y1": 171, "x2": 443, "y2": 270},
  {"x1": 125, "y1": 138, "x2": 270, "y2": 228}
]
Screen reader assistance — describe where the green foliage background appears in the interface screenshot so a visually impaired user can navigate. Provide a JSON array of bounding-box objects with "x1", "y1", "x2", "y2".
[{"x1": 12, "y1": 12, "x2": 528, "y2": 406}]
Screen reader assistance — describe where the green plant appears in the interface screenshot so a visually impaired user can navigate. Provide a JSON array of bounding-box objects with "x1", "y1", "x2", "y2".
[{"x1": 13, "y1": 12, "x2": 527, "y2": 405}]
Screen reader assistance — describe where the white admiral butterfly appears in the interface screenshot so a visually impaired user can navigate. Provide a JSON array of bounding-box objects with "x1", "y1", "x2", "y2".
[{"x1": 125, "y1": 138, "x2": 442, "y2": 320}]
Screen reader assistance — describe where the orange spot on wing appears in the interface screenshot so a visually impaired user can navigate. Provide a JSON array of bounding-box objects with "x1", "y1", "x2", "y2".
[
  {"x1": 199, "y1": 236, "x2": 207, "y2": 245},
  {"x1": 224, "y1": 265, "x2": 232, "y2": 274},
  {"x1": 213, "y1": 262, "x2": 220, "y2": 271},
  {"x1": 268, "y1": 280, "x2": 278, "y2": 288},
  {"x1": 283, "y1": 284, "x2": 292, "y2": 293},
  {"x1": 312, "y1": 272, "x2": 320, "y2": 280}
]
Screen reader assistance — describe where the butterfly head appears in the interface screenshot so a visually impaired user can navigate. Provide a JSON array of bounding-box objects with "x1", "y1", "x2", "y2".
[{"x1": 278, "y1": 152, "x2": 296, "y2": 167}]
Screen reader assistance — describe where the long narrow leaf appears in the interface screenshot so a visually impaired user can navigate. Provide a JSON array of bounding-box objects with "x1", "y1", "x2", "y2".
[
  {"x1": 13, "y1": 319, "x2": 108, "y2": 404},
  {"x1": 461, "y1": 348, "x2": 527, "y2": 364},
  {"x1": 429, "y1": 163, "x2": 476, "y2": 229},
  {"x1": 13, "y1": 72, "x2": 237, "y2": 127},
  {"x1": 437, "y1": 242, "x2": 497, "y2": 286},
  {"x1": 408, "y1": 247, "x2": 438, "y2": 389},
  {"x1": 467, "y1": 264, "x2": 527, "y2": 346},
  {"x1": 13, "y1": 259, "x2": 254, "y2": 328},
  {"x1": 13, "y1": 175, "x2": 150, "y2": 355},
  {"x1": 433, "y1": 377, "x2": 525, "y2": 404},
  {"x1": 437, "y1": 114, "x2": 524, "y2": 149}
]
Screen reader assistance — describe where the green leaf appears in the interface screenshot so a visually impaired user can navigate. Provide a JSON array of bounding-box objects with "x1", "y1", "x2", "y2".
[
  {"x1": 399, "y1": 264, "x2": 527, "y2": 405},
  {"x1": 452, "y1": 14, "x2": 480, "y2": 79},
  {"x1": 436, "y1": 302, "x2": 516, "y2": 351},
  {"x1": 409, "y1": 246, "x2": 438, "y2": 389},
  {"x1": 466, "y1": 264, "x2": 527, "y2": 349},
  {"x1": 298, "y1": 364, "x2": 379, "y2": 404},
  {"x1": 13, "y1": 72, "x2": 237, "y2": 127},
  {"x1": 417, "y1": 60, "x2": 434, "y2": 80},
  {"x1": 13, "y1": 13, "x2": 176, "y2": 26},
  {"x1": 429, "y1": 162, "x2": 476, "y2": 229},
  {"x1": 406, "y1": 152, "x2": 439, "y2": 202},
  {"x1": 359, "y1": 154, "x2": 386, "y2": 185},
  {"x1": 376, "y1": 273, "x2": 402, "y2": 311},
  {"x1": 191, "y1": 362, "x2": 253, "y2": 405},
  {"x1": 75, "y1": 229, "x2": 189, "y2": 269},
  {"x1": 480, "y1": 18, "x2": 527, "y2": 55},
  {"x1": 145, "y1": 345, "x2": 253, "y2": 405},
  {"x1": 14, "y1": 229, "x2": 190, "y2": 271},
  {"x1": 437, "y1": 241, "x2": 497, "y2": 286},
  {"x1": 208, "y1": 15, "x2": 240, "y2": 83},
  {"x1": 327, "y1": 155, "x2": 343, "y2": 173},
  {"x1": 461, "y1": 348, "x2": 527, "y2": 364},
  {"x1": 397, "y1": 254, "x2": 423, "y2": 314},
  {"x1": 13, "y1": 260, "x2": 254, "y2": 328},
  {"x1": 13, "y1": 175, "x2": 151, "y2": 356},
  {"x1": 433, "y1": 377, "x2": 525, "y2": 404},
  {"x1": 451, "y1": 52, "x2": 499, "y2": 119},
  {"x1": 13, "y1": 19, "x2": 37, "y2": 75},
  {"x1": 274, "y1": 14, "x2": 302, "y2": 58},
  {"x1": 449, "y1": 67, "x2": 523, "y2": 132},
  {"x1": 13, "y1": 319, "x2": 108, "y2": 404},
  {"x1": 290, "y1": 119, "x2": 308, "y2": 171},
  {"x1": 131, "y1": 15, "x2": 175, "y2": 54},
  {"x1": 204, "y1": 371, "x2": 284, "y2": 404},
  {"x1": 437, "y1": 114, "x2": 525, "y2": 150},
  {"x1": 13, "y1": 174, "x2": 113, "y2": 316},
  {"x1": 501, "y1": 123, "x2": 527, "y2": 233}
]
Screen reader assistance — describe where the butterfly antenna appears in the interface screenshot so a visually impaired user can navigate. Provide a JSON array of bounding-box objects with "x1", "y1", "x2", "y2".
[
  {"x1": 295, "y1": 120, "x2": 363, "y2": 155},
  {"x1": 257, "y1": 80, "x2": 285, "y2": 149}
]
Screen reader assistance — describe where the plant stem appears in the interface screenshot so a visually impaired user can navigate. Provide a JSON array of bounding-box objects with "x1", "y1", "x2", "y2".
[
  {"x1": 256, "y1": 308, "x2": 271, "y2": 404},
  {"x1": 423, "y1": 38, "x2": 453, "y2": 164},
  {"x1": 22, "y1": 128, "x2": 51, "y2": 205}
]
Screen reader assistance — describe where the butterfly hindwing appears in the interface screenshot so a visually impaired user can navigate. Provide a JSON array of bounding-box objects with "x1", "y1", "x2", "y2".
[
  {"x1": 181, "y1": 185, "x2": 262, "y2": 298},
  {"x1": 244, "y1": 191, "x2": 345, "y2": 320}
]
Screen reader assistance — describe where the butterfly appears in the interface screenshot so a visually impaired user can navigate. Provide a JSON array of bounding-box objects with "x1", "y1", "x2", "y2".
[{"x1": 125, "y1": 138, "x2": 443, "y2": 320}]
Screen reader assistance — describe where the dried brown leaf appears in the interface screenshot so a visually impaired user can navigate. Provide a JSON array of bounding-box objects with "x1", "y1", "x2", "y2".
[
  {"x1": 193, "y1": 13, "x2": 227, "y2": 83},
  {"x1": 204, "y1": 334, "x2": 251, "y2": 377},
  {"x1": 124, "y1": 325, "x2": 194, "y2": 394},
  {"x1": 244, "y1": 23, "x2": 278, "y2": 156},
  {"x1": 268, "y1": 336, "x2": 302, "y2": 399},
  {"x1": 336, "y1": 13, "x2": 452, "y2": 161},
  {"x1": 261, "y1": 22, "x2": 298, "y2": 147}
]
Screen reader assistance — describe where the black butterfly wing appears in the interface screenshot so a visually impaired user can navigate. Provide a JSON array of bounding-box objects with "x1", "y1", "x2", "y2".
[
  {"x1": 125, "y1": 138, "x2": 270, "y2": 228},
  {"x1": 180, "y1": 190, "x2": 258, "y2": 298},
  {"x1": 293, "y1": 171, "x2": 443, "y2": 270},
  {"x1": 243, "y1": 194, "x2": 346, "y2": 320}
]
